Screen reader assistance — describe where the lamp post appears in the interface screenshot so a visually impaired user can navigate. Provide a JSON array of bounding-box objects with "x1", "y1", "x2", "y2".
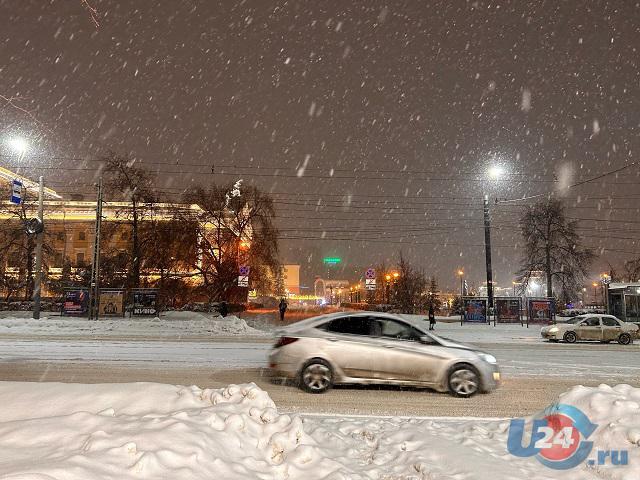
[
  {"x1": 592, "y1": 282, "x2": 598, "y2": 305},
  {"x1": 457, "y1": 270, "x2": 464, "y2": 299},
  {"x1": 6, "y1": 138, "x2": 45, "y2": 319},
  {"x1": 483, "y1": 165, "x2": 504, "y2": 309},
  {"x1": 385, "y1": 274, "x2": 391, "y2": 304},
  {"x1": 582, "y1": 287, "x2": 586, "y2": 307}
]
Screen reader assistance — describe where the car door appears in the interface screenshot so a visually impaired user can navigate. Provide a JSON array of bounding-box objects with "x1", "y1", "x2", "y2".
[
  {"x1": 319, "y1": 316, "x2": 379, "y2": 379},
  {"x1": 369, "y1": 317, "x2": 443, "y2": 384},
  {"x1": 578, "y1": 316, "x2": 602, "y2": 341},
  {"x1": 601, "y1": 316, "x2": 622, "y2": 341}
]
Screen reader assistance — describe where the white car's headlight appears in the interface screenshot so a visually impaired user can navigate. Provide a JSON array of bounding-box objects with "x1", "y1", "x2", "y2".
[
  {"x1": 479, "y1": 353, "x2": 497, "y2": 364},
  {"x1": 549, "y1": 327, "x2": 559, "y2": 333}
]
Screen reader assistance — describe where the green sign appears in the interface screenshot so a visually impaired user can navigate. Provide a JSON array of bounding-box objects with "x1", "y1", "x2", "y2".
[{"x1": 323, "y1": 257, "x2": 342, "y2": 265}]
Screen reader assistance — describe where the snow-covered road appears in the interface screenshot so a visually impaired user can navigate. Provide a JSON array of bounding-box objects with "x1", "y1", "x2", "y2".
[{"x1": 0, "y1": 338, "x2": 638, "y2": 380}]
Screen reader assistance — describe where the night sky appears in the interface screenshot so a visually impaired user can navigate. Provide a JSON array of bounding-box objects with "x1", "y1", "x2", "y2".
[{"x1": 1, "y1": 1, "x2": 639, "y2": 290}]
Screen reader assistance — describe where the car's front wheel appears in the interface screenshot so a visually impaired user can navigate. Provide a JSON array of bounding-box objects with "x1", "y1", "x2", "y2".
[
  {"x1": 448, "y1": 365, "x2": 480, "y2": 398},
  {"x1": 563, "y1": 331, "x2": 577, "y2": 343},
  {"x1": 299, "y1": 359, "x2": 333, "y2": 393},
  {"x1": 618, "y1": 333, "x2": 632, "y2": 345}
]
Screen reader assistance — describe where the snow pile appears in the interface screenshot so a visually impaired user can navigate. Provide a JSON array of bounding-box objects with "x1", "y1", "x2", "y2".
[
  {"x1": 0, "y1": 382, "x2": 342, "y2": 480},
  {"x1": 558, "y1": 384, "x2": 640, "y2": 475},
  {"x1": 0, "y1": 382, "x2": 637, "y2": 479},
  {"x1": 0, "y1": 312, "x2": 267, "y2": 338}
]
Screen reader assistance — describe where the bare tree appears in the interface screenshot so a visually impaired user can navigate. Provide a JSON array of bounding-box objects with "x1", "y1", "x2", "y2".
[
  {"x1": 0, "y1": 189, "x2": 55, "y2": 300},
  {"x1": 516, "y1": 199, "x2": 595, "y2": 303},
  {"x1": 102, "y1": 151, "x2": 157, "y2": 289},
  {"x1": 393, "y1": 253, "x2": 427, "y2": 313},
  {"x1": 623, "y1": 258, "x2": 640, "y2": 282},
  {"x1": 180, "y1": 182, "x2": 279, "y2": 302}
]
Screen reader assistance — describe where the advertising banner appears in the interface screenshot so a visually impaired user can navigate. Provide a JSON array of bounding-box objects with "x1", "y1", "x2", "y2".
[
  {"x1": 528, "y1": 298, "x2": 554, "y2": 324},
  {"x1": 495, "y1": 297, "x2": 521, "y2": 323},
  {"x1": 463, "y1": 298, "x2": 488, "y2": 323},
  {"x1": 63, "y1": 289, "x2": 89, "y2": 315},
  {"x1": 131, "y1": 289, "x2": 158, "y2": 316},
  {"x1": 99, "y1": 290, "x2": 124, "y2": 316}
]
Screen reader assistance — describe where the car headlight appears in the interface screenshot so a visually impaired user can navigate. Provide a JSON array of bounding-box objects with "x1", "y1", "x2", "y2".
[
  {"x1": 478, "y1": 353, "x2": 497, "y2": 364},
  {"x1": 549, "y1": 327, "x2": 559, "y2": 333}
]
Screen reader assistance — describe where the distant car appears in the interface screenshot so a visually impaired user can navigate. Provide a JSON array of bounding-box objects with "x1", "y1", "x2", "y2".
[
  {"x1": 268, "y1": 312, "x2": 501, "y2": 397},
  {"x1": 541, "y1": 314, "x2": 639, "y2": 345}
]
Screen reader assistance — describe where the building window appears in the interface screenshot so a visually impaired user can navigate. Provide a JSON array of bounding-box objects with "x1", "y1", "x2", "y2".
[
  {"x1": 78, "y1": 231, "x2": 86, "y2": 241},
  {"x1": 76, "y1": 252, "x2": 85, "y2": 266},
  {"x1": 57, "y1": 232, "x2": 64, "y2": 241}
]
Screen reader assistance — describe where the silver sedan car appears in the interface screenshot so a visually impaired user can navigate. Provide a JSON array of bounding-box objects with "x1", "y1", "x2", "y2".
[{"x1": 268, "y1": 312, "x2": 501, "y2": 397}]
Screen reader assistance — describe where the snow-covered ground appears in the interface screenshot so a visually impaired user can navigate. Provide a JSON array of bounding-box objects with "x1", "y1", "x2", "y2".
[
  {"x1": 0, "y1": 381, "x2": 637, "y2": 479},
  {"x1": 0, "y1": 311, "x2": 266, "y2": 338}
]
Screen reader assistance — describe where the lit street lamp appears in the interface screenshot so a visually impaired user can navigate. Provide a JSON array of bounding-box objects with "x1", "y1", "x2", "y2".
[
  {"x1": 483, "y1": 164, "x2": 504, "y2": 309},
  {"x1": 457, "y1": 270, "x2": 464, "y2": 299}
]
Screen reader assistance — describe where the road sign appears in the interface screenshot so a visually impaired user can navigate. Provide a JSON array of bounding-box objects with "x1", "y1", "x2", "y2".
[
  {"x1": 239, "y1": 265, "x2": 250, "y2": 276},
  {"x1": 238, "y1": 275, "x2": 249, "y2": 287},
  {"x1": 365, "y1": 278, "x2": 376, "y2": 290},
  {"x1": 323, "y1": 257, "x2": 341, "y2": 265},
  {"x1": 365, "y1": 268, "x2": 376, "y2": 279},
  {"x1": 10, "y1": 179, "x2": 22, "y2": 205}
]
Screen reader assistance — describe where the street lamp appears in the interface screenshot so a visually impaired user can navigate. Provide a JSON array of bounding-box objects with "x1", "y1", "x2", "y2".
[
  {"x1": 7, "y1": 136, "x2": 29, "y2": 156},
  {"x1": 582, "y1": 287, "x2": 587, "y2": 307},
  {"x1": 483, "y1": 165, "x2": 504, "y2": 309},
  {"x1": 592, "y1": 282, "x2": 598, "y2": 305},
  {"x1": 457, "y1": 270, "x2": 464, "y2": 299},
  {"x1": 385, "y1": 274, "x2": 391, "y2": 304}
]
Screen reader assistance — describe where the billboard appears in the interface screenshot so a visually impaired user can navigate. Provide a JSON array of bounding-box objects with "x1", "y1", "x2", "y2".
[
  {"x1": 131, "y1": 289, "x2": 158, "y2": 316},
  {"x1": 63, "y1": 289, "x2": 89, "y2": 315},
  {"x1": 99, "y1": 290, "x2": 124, "y2": 316},
  {"x1": 463, "y1": 298, "x2": 488, "y2": 323},
  {"x1": 528, "y1": 298, "x2": 554, "y2": 324},
  {"x1": 495, "y1": 297, "x2": 521, "y2": 323}
]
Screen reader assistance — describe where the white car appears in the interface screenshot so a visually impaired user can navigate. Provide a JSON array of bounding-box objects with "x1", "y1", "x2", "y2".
[{"x1": 541, "y1": 314, "x2": 638, "y2": 344}]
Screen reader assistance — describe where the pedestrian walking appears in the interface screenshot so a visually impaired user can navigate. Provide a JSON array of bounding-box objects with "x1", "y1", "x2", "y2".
[
  {"x1": 278, "y1": 298, "x2": 288, "y2": 322},
  {"x1": 428, "y1": 304, "x2": 436, "y2": 330},
  {"x1": 219, "y1": 301, "x2": 228, "y2": 318}
]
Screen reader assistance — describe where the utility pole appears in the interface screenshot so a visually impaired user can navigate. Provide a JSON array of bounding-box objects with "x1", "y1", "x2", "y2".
[
  {"x1": 32, "y1": 176, "x2": 44, "y2": 320},
  {"x1": 89, "y1": 178, "x2": 103, "y2": 320},
  {"x1": 483, "y1": 195, "x2": 494, "y2": 309}
]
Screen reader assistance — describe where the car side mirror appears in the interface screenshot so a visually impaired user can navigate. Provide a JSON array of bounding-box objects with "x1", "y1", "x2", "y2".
[{"x1": 419, "y1": 335, "x2": 432, "y2": 344}]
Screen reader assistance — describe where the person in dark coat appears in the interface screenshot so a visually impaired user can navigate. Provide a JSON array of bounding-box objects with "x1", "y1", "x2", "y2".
[
  {"x1": 428, "y1": 304, "x2": 436, "y2": 330},
  {"x1": 219, "y1": 301, "x2": 228, "y2": 318},
  {"x1": 278, "y1": 298, "x2": 288, "y2": 322}
]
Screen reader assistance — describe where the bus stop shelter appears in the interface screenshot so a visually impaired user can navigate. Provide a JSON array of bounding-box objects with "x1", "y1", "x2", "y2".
[{"x1": 608, "y1": 282, "x2": 640, "y2": 324}]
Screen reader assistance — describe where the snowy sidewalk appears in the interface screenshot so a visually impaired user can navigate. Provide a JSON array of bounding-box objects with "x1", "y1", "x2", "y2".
[{"x1": 0, "y1": 311, "x2": 267, "y2": 338}]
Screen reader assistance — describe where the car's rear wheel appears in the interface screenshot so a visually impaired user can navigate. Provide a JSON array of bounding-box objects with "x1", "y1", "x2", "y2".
[
  {"x1": 299, "y1": 359, "x2": 333, "y2": 393},
  {"x1": 448, "y1": 365, "x2": 480, "y2": 398},
  {"x1": 618, "y1": 333, "x2": 632, "y2": 345},
  {"x1": 563, "y1": 331, "x2": 577, "y2": 343}
]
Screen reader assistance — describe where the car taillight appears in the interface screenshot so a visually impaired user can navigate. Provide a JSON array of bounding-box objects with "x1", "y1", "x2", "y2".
[{"x1": 274, "y1": 336, "x2": 299, "y2": 348}]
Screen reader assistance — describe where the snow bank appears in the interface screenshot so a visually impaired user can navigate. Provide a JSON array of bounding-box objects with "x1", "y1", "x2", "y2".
[
  {"x1": 0, "y1": 382, "x2": 340, "y2": 480},
  {"x1": 0, "y1": 382, "x2": 637, "y2": 479},
  {"x1": 0, "y1": 312, "x2": 267, "y2": 338}
]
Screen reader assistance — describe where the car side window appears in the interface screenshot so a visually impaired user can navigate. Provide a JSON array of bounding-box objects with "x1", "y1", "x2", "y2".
[
  {"x1": 582, "y1": 317, "x2": 601, "y2": 327},
  {"x1": 375, "y1": 318, "x2": 422, "y2": 341},
  {"x1": 321, "y1": 317, "x2": 372, "y2": 336},
  {"x1": 602, "y1": 317, "x2": 620, "y2": 327}
]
